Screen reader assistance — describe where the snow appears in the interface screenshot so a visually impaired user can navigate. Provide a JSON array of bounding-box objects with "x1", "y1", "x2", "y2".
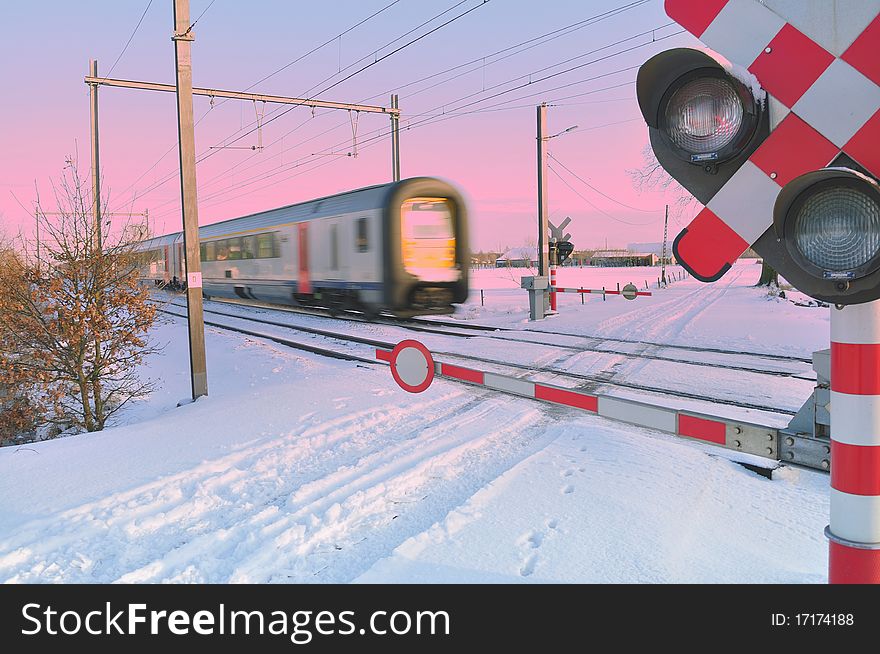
[{"x1": 0, "y1": 261, "x2": 832, "y2": 583}]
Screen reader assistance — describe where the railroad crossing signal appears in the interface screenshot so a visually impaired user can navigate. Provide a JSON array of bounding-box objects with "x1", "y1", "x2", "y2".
[
  {"x1": 637, "y1": 0, "x2": 880, "y2": 304},
  {"x1": 549, "y1": 217, "x2": 574, "y2": 265},
  {"x1": 548, "y1": 217, "x2": 572, "y2": 243},
  {"x1": 639, "y1": 0, "x2": 880, "y2": 585},
  {"x1": 554, "y1": 241, "x2": 574, "y2": 264}
]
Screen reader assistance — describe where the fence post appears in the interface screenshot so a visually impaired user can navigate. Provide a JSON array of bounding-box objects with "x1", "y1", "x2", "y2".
[
  {"x1": 602, "y1": 287, "x2": 606, "y2": 301},
  {"x1": 481, "y1": 289, "x2": 484, "y2": 306}
]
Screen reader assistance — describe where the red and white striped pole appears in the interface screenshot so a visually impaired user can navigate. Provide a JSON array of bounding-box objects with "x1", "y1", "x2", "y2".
[
  {"x1": 827, "y1": 301, "x2": 880, "y2": 584},
  {"x1": 549, "y1": 263, "x2": 557, "y2": 312}
]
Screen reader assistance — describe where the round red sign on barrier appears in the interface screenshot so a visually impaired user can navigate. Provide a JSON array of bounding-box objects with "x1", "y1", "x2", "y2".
[{"x1": 389, "y1": 340, "x2": 435, "y2": 393}]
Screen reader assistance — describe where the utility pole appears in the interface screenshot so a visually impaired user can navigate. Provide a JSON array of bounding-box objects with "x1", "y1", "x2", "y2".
[
  {"x1": 536, "y1": 103, "x2": 549, "y2": 316},
  {"x1": 391, "y1": 94, "x2": 400, "y2": 181},
  {"x1": 173, "y1": 0, "x2": 208, "y2": 400},
  {"x1": 661, "y1": 204, "x2": 668, "y2": 286},
  {"x1": 88, "y1": 59, "x2": 102, "y2": 253}
]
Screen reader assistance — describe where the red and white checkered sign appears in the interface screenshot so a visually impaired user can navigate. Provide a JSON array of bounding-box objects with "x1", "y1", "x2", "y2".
[{"x1": 667, "y1": 0, "x2": 880, "y2": 280}]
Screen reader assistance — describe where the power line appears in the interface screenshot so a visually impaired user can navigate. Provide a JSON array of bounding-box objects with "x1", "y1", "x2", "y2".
[
  {"x1": 548, "y1": 153, "x2": 662, "y2": 213},
  {"x1": 157, "y1": 75, "x2": 639, "y2": 213},
  {"x1": 190, "y1": 6, "x2": 648, "y2": 196},
  {"x1": 548, "y1": 164, "x2": 659, "y2": 226},
  {"x1": 119, "y1": 0, "x2": 406, "y2": 201},
  {"x1": 199, "y1": 0, "x2": 476, "y2": 156},
  {"x1": 151, "y1": 91, "x2": 645, "y2": 222},
  {"x1": 178, "y1": 25, "x2": 678, "y2": 207},
  {"x1": 246, "y1": 0, "x2": 403, "y2": 91},
  {"x1": 144, "y1": 4, "x2": 673, "y2": 224},
  {"x1": 217, "y1": 0, "x2": 492, "y2": 151},
  {"x1": 158, "y1": 64, "x2": 649, "y2": 214},
  {"x1": 185, "y1": 0, "x2": 219, "y2": 36},
  {"x1": 133, "y1": 0, "x2": 486, "y2": 204},
  {"x1": 103, "y1": 0, "x2": 154, "y2": 80}
]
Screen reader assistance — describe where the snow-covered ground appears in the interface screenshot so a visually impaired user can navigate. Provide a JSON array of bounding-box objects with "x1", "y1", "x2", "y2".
[{"x1": 0, "y1": 261, "x2": 831, "y2": 583}]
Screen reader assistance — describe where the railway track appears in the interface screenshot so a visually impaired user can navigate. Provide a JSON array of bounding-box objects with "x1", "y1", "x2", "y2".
[
  {"x1": 157, "y1": 295, "x2": 814, "y2": 380},
  {"x1": 156, "y1": 300, "x2": 801, "y2": 417}
]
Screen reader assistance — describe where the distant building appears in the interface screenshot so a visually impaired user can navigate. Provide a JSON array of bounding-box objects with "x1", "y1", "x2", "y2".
[
  {"x1": 495, "y1": 247, "x2": 538, "y2": 268},
  {"x1": 590, "y1": 249, "x2": 658, "y2": 267},
  {"x1": 627, "y1": 242, "x2": 675, "y2": 264}
]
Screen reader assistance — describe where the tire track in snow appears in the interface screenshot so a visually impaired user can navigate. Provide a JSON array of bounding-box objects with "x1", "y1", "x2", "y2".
[
  {"x1": 0, "y1": 389, "x2": 477, "y2": 582},
  {"x1": 0, "y1": 386, "x2": 555, "y2": 583}
]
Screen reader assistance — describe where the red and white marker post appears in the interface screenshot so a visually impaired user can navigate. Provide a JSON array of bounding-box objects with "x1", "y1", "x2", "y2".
[
  {"x1": 549, "y1": 263, "x2": 557, "y2": 312},
  {"x1": 828, "y1": 301, "x2": 880, "y2": 583}
]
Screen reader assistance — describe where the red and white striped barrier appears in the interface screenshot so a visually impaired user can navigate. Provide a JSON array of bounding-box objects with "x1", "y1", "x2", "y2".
[
  {"x1": 553, "y1": 287, "x2": 652, "y2": 298},
  {"x1": 666, "y1": 0, "x2": 880, "y2": 281},
  {"x1": 376, "y1": 340, "x2": 777, "y2": 463},
  {"x1": 827, "y1": 302, "x2": 880, "y2": 583}
]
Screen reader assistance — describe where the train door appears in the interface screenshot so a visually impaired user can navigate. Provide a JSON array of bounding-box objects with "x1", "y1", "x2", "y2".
[
  {"x1": 326, "y1": 220, "x2": 348, "y2": 282},
  {"x1": 297, "y1": 222, "x2": 311, "y2": 293}
]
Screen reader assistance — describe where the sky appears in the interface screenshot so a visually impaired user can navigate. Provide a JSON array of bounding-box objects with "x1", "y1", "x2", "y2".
[{"x1": 0, "y1": 0, "x2": 702, "y2": 252}]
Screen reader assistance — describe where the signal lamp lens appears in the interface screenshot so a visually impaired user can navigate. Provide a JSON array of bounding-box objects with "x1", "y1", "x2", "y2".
[
  {"x1": 664, "y1": 77, "x2": 743, "y2": 155},
  {"x1": 793, "y1": 186, "x2": 880, "y2": 272}
]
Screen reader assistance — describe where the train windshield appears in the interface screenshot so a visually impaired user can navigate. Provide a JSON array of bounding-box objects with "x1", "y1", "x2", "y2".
[{"x1": 401, "y1": 198, "x2": 458, "y2": 281}]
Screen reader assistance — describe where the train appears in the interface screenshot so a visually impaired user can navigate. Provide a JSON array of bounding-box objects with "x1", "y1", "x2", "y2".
[{"x1": 135, "y1": 177, "x2": 469, "y2": 317}]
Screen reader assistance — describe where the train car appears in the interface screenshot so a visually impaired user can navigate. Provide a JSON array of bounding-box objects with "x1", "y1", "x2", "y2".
[
  {"x1": 135, "y1": 232, "x2": 185, "y2": 287},
  {"x1": 136, "y1": 177, "x2": 469, "y2": 316}
]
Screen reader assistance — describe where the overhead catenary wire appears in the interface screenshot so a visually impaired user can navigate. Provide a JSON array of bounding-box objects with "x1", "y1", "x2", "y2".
[
  {"x1": 126, "y1": 0, "x2": 654, "y2": 209},
  {"x1": 152, "y1": 73, "x2": 643, "y2": 217},
  {"x1": 131, "y1": 0, "x2": 491, "y2": 205},
  {"x1": 548, "y1": 153, "x2": 663, "y2": 213},
  {"x1": 98, "y1": 0, "x2": 155, "y2": 85},
  {"x1": 191, "y1": 26, "x2": 682, "y2": 202},
  {"x1": 184, "y1": 0, "x2": 219, "y2": 36},
  {"x1": 548, "y1": 164, "x2": 660, "y2": 226},
  {"x1": 116, "y1": 0, "x2": 407, "y2": 201},
  {"x1": 193, "y1": 0, "x2": 482, "y2": 158},
  {"x1": 193, "y1": 2, "x2": 655, "y2": 193},
  {"x1": 149, "y1": 26, "x2": 681, "y2": 216},
  {"x1": 150, "y1": 67, "x2": 653, "y2": 220}
]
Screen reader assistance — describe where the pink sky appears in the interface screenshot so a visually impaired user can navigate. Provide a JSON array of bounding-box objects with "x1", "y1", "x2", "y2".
[{"x1": 0, "y1": 0, "x2": 700, "y2": 251}]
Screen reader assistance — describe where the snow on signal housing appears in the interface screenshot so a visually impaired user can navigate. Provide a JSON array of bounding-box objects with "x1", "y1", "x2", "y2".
[{"x1": 637, "y1": 49, "x2": 769, "y2": 201}]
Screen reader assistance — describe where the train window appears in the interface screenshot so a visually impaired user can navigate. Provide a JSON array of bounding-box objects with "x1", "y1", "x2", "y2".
[
  {"x1": 355, "y1": 217, "x2": 368, "y2": 252},
  {"x1": 227, "y1": 238, "x2": 243, "y2": 260},
  {"x1": 400, "y1": 198, "x2": 456, "y2": 274},
  {"x1": 257, "y1": 233, "x2": 278, "y2": 258},
  {"x1": 216, "y1": 242, "x2": 229, "y2": 261},
  {"x1": 242, "y1": 235, "x2": 258, "y2": 260},
  {"x1": 204, "y1": 241, "x2": 217, "y2": 261},
  {"x1": 330, "y1": 225, "x2": 338, "y2": 270},
  {"x1": 200, "y1": 244, "x2": 207, "y2": 262}
]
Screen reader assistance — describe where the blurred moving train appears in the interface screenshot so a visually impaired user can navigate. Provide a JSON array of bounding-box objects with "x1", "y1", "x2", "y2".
[{"x1": 135, "y1": 177, "x2": 469, "y2": 317}]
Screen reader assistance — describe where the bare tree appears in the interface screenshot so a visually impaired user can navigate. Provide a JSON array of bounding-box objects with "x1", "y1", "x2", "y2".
[
  {"x1": 627, "y1": 144, "x2": 699, "y2": 223},
  {"x1": 0, "y1": 164, "x2": 159, "y2": 439}
]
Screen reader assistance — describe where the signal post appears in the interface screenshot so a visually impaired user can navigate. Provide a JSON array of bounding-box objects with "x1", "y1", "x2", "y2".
[{"x1": 639, "y1": 0, "x2": 880, "y2": 583}]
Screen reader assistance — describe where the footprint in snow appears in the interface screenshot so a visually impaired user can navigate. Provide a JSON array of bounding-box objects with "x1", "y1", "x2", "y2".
[
  {"x1": 520, "y1": 553, "x2": 538, "y2": 577},
  {"x1": 561, "y1": 485, "x2": 575, "y2": 495}
]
